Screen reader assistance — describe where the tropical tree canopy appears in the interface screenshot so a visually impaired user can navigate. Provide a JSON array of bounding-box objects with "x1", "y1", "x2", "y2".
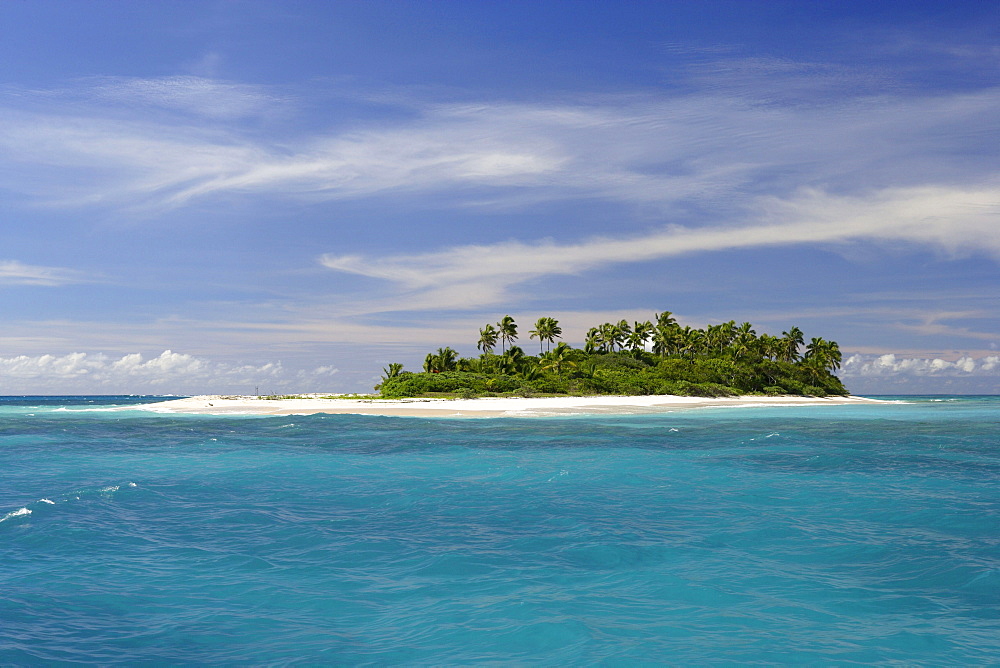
[
  {"x1": 423, "y1": 347, "x2": 459, "y2": 373},
  {"x1": 383, "y1": 311, "x2": 847, "y2": 399},
  {"x1": 382, "y1": 362, "x2": 404, "y2": 380},
  {"x1": 497, "y1": 315, "x2": 518, "y2": 353},
  {"x1": 478, "y1": 324, "x2": 499, "y2": 354},
  {"x1": 781, "y1": 327, "x2": 805, "y2": 363},
  {"x1": 529, "y1": 316, "x2": 562, "y2": 354}
]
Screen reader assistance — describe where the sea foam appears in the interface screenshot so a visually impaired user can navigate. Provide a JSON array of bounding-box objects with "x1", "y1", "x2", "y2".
[{"x1": 0, "y1": 507, "x2": 31, "y2": 522}]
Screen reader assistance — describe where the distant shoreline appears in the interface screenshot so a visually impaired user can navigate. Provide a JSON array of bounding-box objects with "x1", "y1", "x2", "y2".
[{"x1": 128, "y1": 394, "x2": 889, "y2": 418}]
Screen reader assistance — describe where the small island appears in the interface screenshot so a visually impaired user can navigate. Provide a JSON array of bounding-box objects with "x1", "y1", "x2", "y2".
[
  {"x1": 131, "y1": 311, "x2": 867, "y2": 417},
  {"x1": 377, "y1": 312, "x2": 846, "y2": 399}
]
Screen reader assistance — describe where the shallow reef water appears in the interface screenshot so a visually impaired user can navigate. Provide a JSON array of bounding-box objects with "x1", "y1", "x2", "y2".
[{"x1": 1, "y1": 395, "x2": 998, "y2": 663}]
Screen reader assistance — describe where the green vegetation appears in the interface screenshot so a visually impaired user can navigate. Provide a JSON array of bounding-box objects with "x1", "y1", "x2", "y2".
[{"x1": 377, "y1": 312, "x2": 847, "y2": 399}]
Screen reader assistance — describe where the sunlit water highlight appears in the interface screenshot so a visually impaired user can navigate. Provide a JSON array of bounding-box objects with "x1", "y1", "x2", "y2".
[{"x1": 1, "y1": 395, "x2": 998, "y2": 663}]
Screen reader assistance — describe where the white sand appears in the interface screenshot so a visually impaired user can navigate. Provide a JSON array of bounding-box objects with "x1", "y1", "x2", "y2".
[{"x1": 128, "y1": 393, "x2": 886, "y2": 418}]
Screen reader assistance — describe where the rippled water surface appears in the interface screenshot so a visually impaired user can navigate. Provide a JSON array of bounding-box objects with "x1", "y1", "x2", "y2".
[{"x1": 1, "y1": 395, "x2": 998, "y2": 663}]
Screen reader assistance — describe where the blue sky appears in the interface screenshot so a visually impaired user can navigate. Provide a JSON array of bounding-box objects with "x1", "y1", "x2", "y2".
[{"x1": 0, "y1": 0, "x2": 997, "y2": 394}]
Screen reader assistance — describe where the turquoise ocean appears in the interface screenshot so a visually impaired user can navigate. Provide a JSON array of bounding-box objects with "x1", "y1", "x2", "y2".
[{"x1": 1, "y1": 395, "x2": 998, "y2": 664}]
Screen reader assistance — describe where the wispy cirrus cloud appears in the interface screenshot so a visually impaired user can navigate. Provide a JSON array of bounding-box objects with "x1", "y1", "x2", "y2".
[
  {"x1": 320, "y1": 183, "x2": 1000, "y2": 310},
  {"x1": 0, "y1": 69, "x2": 996, "y2": 214},
  {"x1": 89, "y1": 76, "x2": 282, "y2": 119},
  {"x1": 0, "y1": 260, "x2": 91, "y2": 286},
  {"x1": 893, "y1": 313, "x2": 1000, "y2": 342}
]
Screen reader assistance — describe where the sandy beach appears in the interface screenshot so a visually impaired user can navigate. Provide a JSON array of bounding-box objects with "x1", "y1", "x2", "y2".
[{"x1": 130, "y1": 394, "x2": 886, "y2": 418}]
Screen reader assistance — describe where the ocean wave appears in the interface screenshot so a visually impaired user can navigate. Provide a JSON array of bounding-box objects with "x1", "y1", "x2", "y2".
[
  {"x1": 0, "y1": 482, "x2": 139, "y2": 526},
  {"x1": 0, "y1": 507, "x2": 31, "y2": 522}
]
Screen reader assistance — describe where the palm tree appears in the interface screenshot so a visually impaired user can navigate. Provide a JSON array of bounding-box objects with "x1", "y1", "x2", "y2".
[
  {"x1": 599, "y1": 322, "x2": 622, "y2": 352},
  {"x1": 826, "y1": 340, "x2": 843, "y2": 372},
  {"x1": 529, "y1": 318, "x2": 544, "y2": 354},
  {"x1": 730, "y1": 323, "x2": 757, "y2": 360},
  {"x1": 804, "y1": 337, "x2": 841, "y2": 373},
  {"x1": 651, "y1": 325, "x2": 673, "y2": 357},
  {"x1": 529, "y1": 317, "x2": 561, "y2": 354},
  {"x1": 804, "y1": 337, "x2": 824, "y2": 362},
  {"x1": 781, "y1": 327, "x2": 804, "y2": 363},
  {"x1": 504, "y1": 345, "x2": 525, "y2": 365},
  {"x1": 655, "y1": 311, "x2": 677, "y2": 329},
  {"x1": 381, "y1": 362, "x2": 404, "y2": 380},
  {"x1": 800, "y1": 357, "x2": 827, "y2": 386},
  {"x1": 540, "y1": 342, "x2": 576, "y2": 375},
  {"x1": 757, "y1": 333, "x2": 781, "y2": 361},
  {"x1": 704, "y1": 324, "x2": 723, "y2": 354},
  {"x1": 544, "y1": 317, "x2": 562, "y2": 353},
  {"x1": 478, "y1": 324, "x2": 499, "y2": 354},
  {"x1": 630, "y1": 320, "x2": 653, "y2": 352},
  {"x1": 616, "y1": 320, "x2": 632, "y2": 343},
  {"x1": 729, "y1": 333, "x2": 750, "y2": 361},
  {"x1": 704, "y1": 321, "x2": 735, "y2": 355},
  {"x1": 436, "y1": 347, "x2": 459, "y2": 371},
  {"x1": 424, "y1": 347, "x2": 459, "y2": 373},
  {"x1": 494, "y1": 355, "x2": 517, "y2": 375},
  {"x1": 677, "y1": 326, "x2": 702, "y2": 358},
  {"x1": 721, "y1": 320, "x2": 736, "y2": 348},
  {"x1": 497, "y1": 315, "x2": 518, "y2": 353},
  {"x1": 588, "y1": 324, "x2": 609, "y2": 353},
  {"x1": 626, "y1": 331, "x2": 645, "y2": 353}
]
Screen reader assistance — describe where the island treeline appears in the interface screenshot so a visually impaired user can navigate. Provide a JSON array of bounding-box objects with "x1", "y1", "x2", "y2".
[{"x1": 377, "y1": 312, "x2": 847, "y2": 398}]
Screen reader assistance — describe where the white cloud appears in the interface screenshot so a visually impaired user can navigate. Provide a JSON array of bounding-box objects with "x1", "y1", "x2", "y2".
[
  {"x1": 89, "y1": 76, "x2": 280, "y2": 119},
  {"x1": 0, "y1": 72, "x2": 996, "y2": 216},
  {"x1": 891, "y1": 312, "x2": 1000, "y2": 342},
  {"x1": 842, "y1": 353, "x2": 1000, "y2": 378},
  {"x1": 0, "y1": 350, "x2": 339, "y2": 393},
  {"x1": 0, "y1": 260, "x2": 90, "y2": 286},
  {"x1": 321, "y1": 183, "x2": 1000, "y2": 310},
  {"x1": 110, "y1": 350, "x2": 206, "y2": 377}
]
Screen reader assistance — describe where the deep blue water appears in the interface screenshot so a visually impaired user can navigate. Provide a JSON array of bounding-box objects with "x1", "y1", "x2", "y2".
[{"x1": 1, "y1": 395, "x2": 998, "y2": 664}]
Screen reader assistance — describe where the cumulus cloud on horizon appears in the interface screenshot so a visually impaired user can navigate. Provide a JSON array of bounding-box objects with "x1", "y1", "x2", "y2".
[
  {"x1": 842, "y1": 353, "x2": 1000, "y2": 378},
  {"x1": 0, "y1": 350, "x2": 339, "y2": 394}
]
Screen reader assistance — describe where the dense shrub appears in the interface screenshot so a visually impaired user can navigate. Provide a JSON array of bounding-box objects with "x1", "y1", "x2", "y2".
[
  {"x1": 379, "y1": 372, "x2": 522, "y2": 398},
  {"x1": 380, "y1": 350, "x2": 847, "y2": 398},
  {"x1": 589, "y1": 353, "x2": 651, "y2": 371},
  {"x1": 682, "y1": 382, "x2": 738, "y2": 397}
]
